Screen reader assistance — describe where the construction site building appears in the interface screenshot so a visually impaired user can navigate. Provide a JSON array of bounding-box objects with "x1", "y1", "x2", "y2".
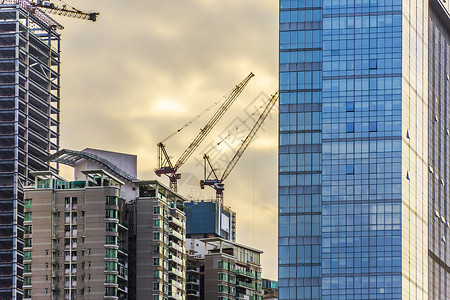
[{"x1": 0, "y1": 1, "x2": 61, "y2": 298}]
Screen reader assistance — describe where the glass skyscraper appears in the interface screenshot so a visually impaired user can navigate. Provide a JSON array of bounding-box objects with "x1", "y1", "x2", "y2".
[{"x1": 279, "y1": 0, "x2": 449, "y2": 299}]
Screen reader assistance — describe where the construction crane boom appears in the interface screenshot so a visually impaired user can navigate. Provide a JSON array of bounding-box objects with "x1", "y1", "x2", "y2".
[
  {"x1": 222, "y1": 91, "x2": 278, "y2": 180},
  {"x1": 155, "y1": 72, "x2": 255, "y2": 192},
  {"x1": 201, "y1": 91, "x2": 279, "y2": 201},
  {"x1": 31, "y1": 1, "x2": 99, "y2": 23},
  {"x1": 174, "y1": 72, "x2": 254, "y2": 170}
]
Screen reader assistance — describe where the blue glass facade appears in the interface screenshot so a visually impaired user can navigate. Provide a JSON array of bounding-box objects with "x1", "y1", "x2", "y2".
[
  {"x1": 279, "y1": 0, "x2": 447, "y2": 299},
  {"x1": 185, "y1": 201, "x2": 236, "y2": 241}
]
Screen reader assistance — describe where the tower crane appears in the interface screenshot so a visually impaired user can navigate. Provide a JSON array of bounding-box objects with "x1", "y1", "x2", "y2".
[
  {"x1": 200, "y1": 91, "x2": 279, "y2": 202},
  {"x1": 32, "y1": 0, "x2": 99, "y2": 23},
  {"x1": 155, "y1": 73, "x2": 255, "y2": 192}
]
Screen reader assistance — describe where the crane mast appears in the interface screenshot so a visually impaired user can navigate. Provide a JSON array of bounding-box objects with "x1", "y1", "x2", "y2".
[
  {"x1": 201, "y1": 91, "x2": 279, "y2": 202},
  {"x1": 155, "y1": 72, "x2": 255, "y2": 192}
]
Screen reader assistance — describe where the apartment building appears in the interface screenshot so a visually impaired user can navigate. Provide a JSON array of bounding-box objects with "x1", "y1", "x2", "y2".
[
  {"x1": 186, "y1": 237, "x2": 263, "y2": 300},
  {"x1": 127, "y1": 180, "x2": 186, "y2": 300},
  {"x1": 23, "y1": 169, "x2": 128, "y2": 299}
]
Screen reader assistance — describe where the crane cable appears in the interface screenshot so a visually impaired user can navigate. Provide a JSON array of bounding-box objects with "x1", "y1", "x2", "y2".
[
  {"x1": 161, "y1": 94, "x2": 228, "y2": 144},
  {"x1": 53, "y1": 0, "x2": 83, "y2": 12},
  {"x1": 204, "y1": 96, "x2": 272, "y2": 157}
]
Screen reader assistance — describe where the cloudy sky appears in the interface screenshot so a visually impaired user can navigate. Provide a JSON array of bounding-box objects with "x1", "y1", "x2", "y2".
[{"x1": 52, "y1": 0, "x2": 278, "y2": 279}]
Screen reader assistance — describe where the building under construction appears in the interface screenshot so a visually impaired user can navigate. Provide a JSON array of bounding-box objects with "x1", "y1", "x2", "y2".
[{"x1": 0, "y1": 2, "x2": 61, "y2": 298}]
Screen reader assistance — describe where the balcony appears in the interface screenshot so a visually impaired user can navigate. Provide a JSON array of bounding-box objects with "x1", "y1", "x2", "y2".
[
  {"x1": 168, "y1": 229, "x2": 184, "y2": 241},
  {"x1": 186, "y1": 266, "x2": 200, "y2": 273},
  {"x1": 118, "y1": 246, "x2": 128, "y2": 256},
  {"x1": 187, "y1": 290, "x2": 200, "y2": 297},
  {"x1": 187, "y1": 277, "x2": 200, "y2": 284},
  {"x1": 169, "y1": 216, "x2": 184, "y2": 229},
  {"x1": 168, "y1": 266, "x2": 183, "y2": 278},
  {"x1": 118, "y1": 284, "x2": 128, "y2": 293},
  {"x1": 236, "y1": 281, "x2": 255, "y2": 289},
  {"x1": 168, "y1": 241, "x2": 183, "y2": 252},
  {"x1": 168, "y1": 254, "x2": 183, "y2": 266},
  {"x1": 236, "y1": 269, "x2": 255, "y2": 278},
  {"x1": 169, "y1": 279, "x2": 183, "y2": 290},
  {"x1": 168, "y1": 291, "x2": 183, "y2": 300}
]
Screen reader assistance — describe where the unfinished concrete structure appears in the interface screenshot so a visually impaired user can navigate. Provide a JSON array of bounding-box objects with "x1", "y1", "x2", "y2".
[
  {"x1": 23, "y1": 170, "x2": 129, "y2": 299},
  {"x1": 127, "y1": 181, "x2": 186, "y2": 300},
  {"x1": 186, "y1": 238, "x2": 263, "y2": 300},
  {"x1": 0, "y1": 1, "x2": 61, "y2": 298}
]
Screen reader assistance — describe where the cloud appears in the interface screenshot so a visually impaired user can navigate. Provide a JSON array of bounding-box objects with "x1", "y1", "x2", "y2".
[{"x1": 54, "y1": 0, "x2": 278, "y2": 279}]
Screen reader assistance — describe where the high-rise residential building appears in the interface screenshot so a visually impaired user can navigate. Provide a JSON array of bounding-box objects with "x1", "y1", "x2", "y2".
[
  {"x1": 279, "y1": 0, "x2": 449, "y2": 299},
  {"x1": 0, "y1": 1, "x2": 61, "y2": 298},
  {"x1": 23, "y1": 169, "x2": 129, "y2": 299},
  {"x1": 186, "y1": 237, "x2": 264, "y2": 300},
  {"x1": 185, "y1": 200, "x2": 236, "y2": 242},
  {"x1": 127, "y1": 180, "x2": 186, "y2": 300}
]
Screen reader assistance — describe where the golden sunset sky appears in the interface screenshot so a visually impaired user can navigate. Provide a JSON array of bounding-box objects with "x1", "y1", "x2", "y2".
[{"x1": 53, "y1": 0, "x2": 278, "y2": 279}]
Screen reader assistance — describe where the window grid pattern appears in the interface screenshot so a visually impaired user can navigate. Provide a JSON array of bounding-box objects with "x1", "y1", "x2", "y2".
[
  {"x1": 428, "y1": 6, "x2": 450, "y2": 300},
  {"x1": 279, "y1": 0, "x2": 323, "y2": 299},
  {"x1": 321, "y1": 0, "x2": 403, "y2": 299}
]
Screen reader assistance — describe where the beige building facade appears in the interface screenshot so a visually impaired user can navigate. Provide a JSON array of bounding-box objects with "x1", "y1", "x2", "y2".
[{"x1": 23, "y1": 170, "x2": 129, "y2": 299}]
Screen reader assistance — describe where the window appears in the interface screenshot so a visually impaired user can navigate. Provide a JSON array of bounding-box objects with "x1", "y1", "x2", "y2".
[
  {"x1": 218, "y1": 273, "x2": 228, "y2": 281},
  {"x1": 153, "y1": 282, "x2": 159, "y2": 291},
  {"x1": 153, "y1": 206, "x2": 161, "y2": 215},
  {"x1": 346, "y1": 102, "x2": 354, "y2": 112},
  {"x1": 24, "y1": 212, "x2": 32, "y2": 222},
  {"x1": 369, "y1": 122, "x2": 377, "y2": 132},
  {"x1": 24, "y1": 238, "x2": 32, "y2": 247},
  {"x1": 369, "y1": 59, "x2": 377, "y2": 69},
  {"x1": 106, "y1": 196, "x2": 118, "y2": 206},
  {"x1": 346, "y1": 123, "x2": 354, "y2": 133},
  {"x1": 24, "y1": 199, "x2": 32, "y2": 208},
  {"x1": 24, "y1": 225, "x2": 32, "y2": 234},
  {"x1": 24, "y1": 277, "x2": 31, "y2": 285},
  {"x1": 153, "y1": 232, "x2": 160, "y2": 241},
  {"x1": 106, "y1": 222, "x2": 117, "y2": 232},
  {"x1": 153, "y1": 257, "x2": 160, "y2": 266},
  {"x1": 346, "y1": 164, "x2": 354, "y2": 174}
]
